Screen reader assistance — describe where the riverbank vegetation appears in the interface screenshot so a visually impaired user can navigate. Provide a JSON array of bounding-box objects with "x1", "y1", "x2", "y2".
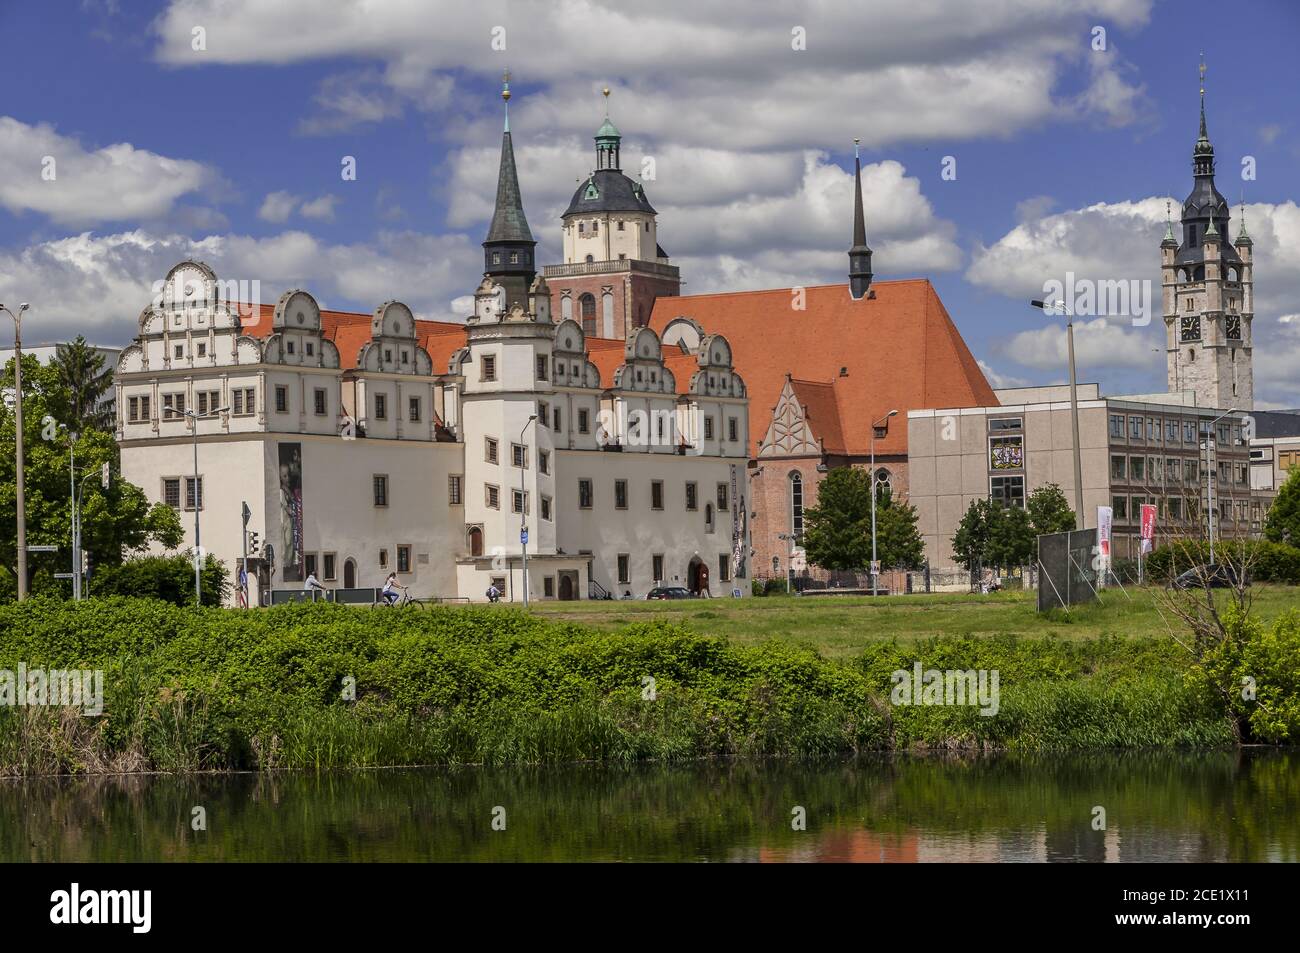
[{"x1": 1, "y1": 594, "x2": 1296, "y2": 776}]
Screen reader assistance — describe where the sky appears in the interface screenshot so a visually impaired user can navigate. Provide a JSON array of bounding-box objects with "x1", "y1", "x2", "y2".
[{"x1": 2, "y1": 0, "x2": 1299, "y2": 406}]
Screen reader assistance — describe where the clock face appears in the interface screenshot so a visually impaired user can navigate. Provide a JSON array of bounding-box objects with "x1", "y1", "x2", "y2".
[
  {"x1": 1180, "y1": 315, "x2": 1201, "y2": 342},
  {"x1": 1225, "y1": 315, "x2": 1242, "y2": 340}
]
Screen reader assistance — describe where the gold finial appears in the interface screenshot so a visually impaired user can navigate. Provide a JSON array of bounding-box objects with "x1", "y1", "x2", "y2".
[
  {"x1": 1198, "y1": 53, "x2": 1206, "y2": 94},
  {"x1": 502, "y1": 68, "x2": 511, "y2": 102}
]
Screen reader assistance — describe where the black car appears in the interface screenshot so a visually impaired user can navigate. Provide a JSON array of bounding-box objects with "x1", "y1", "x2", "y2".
[
  {"x1": 646, "y1": 587, "x2": 693, "y2": 600},
  {"x1": 1171, "y1": 564, "x2": 1249, "y2": 590}
]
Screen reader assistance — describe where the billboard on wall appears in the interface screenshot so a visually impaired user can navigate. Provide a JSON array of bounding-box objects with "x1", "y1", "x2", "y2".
[{"x1": 278, "y1": 442, "x2": 304, "y2": 582}]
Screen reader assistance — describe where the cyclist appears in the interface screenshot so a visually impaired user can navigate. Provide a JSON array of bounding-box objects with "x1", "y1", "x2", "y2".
[{"x1": 381, "y1": 572, "x2": 405, "y2": 606}]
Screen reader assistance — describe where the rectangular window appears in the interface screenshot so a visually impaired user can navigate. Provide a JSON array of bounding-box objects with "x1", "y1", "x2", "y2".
[
  {"x1": 685, "y1": 482, "x2": 698, "y2": 511},
  {"x1": 163, "y1": 392, "x2": 186, "y2": 419},
  {"x1": 323, "y1": 553, "x2": 336, "y2": 581},
  {"x1": 578, "y1": 408, "x2": 590, "y2": 434},
  {"x1": 990, "y1": 435, "x2": 1024, "y2": 470},
  {"x1": 139, "y1": 394, "x2": 151, "y2": 421},
  {"x1": 651, "y1": 480, "x2": 664, "y2": 510},
  {"x1": 379, "y1": 548, "x2": 389, "y2": 569},
  {"x1": 512, "y1": 443, "x2": 528, "y2": 468},
  {"x1": 652, "y1": 554, "x2": 664, "y2": 582},
  {"x1": 174, "y1": 344, "x2": 184, "y2": 359},
  {"x1": 541, "y1": 495, "x2": 552, "y2": 521},
  {"x1": 486, "y1": 484, "x2": 501, "y2": 509},
  {"x1": 579, "y1": 479, "x2": 593, "y2": 509},
  {"x1": 397, "y1": 545, "x2": 411, "y2": 573},
  {"x1": 197, "y1": 342, "x2": 207, "y2": 358},
  {"x1": 512, "y1": 489, "x2": 527, "y2": 514},
  {"x1": 1108, "y1": 414, "x2": 1124, "y2": 439},
  {"x1": 539, "y1": 402, "x2": 549, "y2": 428},
  {"x1": 197, "y1": 391, "x2": 207, "y2": 416},
  {"x1": 314, "y1": 388, "x2": 327, "y2": 416},
  {"x1": 1129, "y1": 416, "x2": 1142, "y2": 439},
  {"x1": 536, "y1": 355, "x2": 549, "y2": 381},
  {"x1": 539, "y1": 450, "x2": 550, "y2": 475},
  {"x1": 275, "y1": 386, "x2": 288, "y2": 413},
  {"x1": 485, "y1": 437, "x2": 499, "y2": 465},
  {"x1": 728, "y1": 417, "x2": 738, "y2": 442},
  {"x1": 544, "y1": 576, "x2": 555, "y2": 597},
  {"x1": 163, "y1": 477, "x2": 181, "y2": 509},
  {"x1": 1130, "y1": 456, "x2": 1145, "y2": 481},
  {"x1": 553, "y1": 407, "x2": 562, "y2": 432},
  {"x1": 373, "y1": 474, "x2": 389, "y2": 507},
  {"x1": 717, "y1": 483, "x2": 729, "y2": 511},
  {"x1": 409, "y1": 396, "x2": 421, "y2": 421},
  {"x1": 617, "y1": 554, "x2": 630, "y2": 585},
  {"x1": 1113, "y1": 495, "x2": 1128, "y2": 520},
  {"x1": 374, "y1": 393, "x2": 387, "y2": 420},
  {"x1": 305, "y1": 553, "x2": 318, "y2": 579},
  {"x1": 1169, "y1": 497, "x2": 1183, "y2": 520},
  {"x1": 481, "y1": 355, "x2": 497, "y2": 382},
  {"x1": 989, "y1": 475, "x2": 1024, "y2": 508},
  {"x1": 1166, "y1": 420, "x2": 1179, "y2": 442},
  {"x1": 490, "y1": 575, "x2": 506, "y2": 593},
  {"x1": 233, "y1": 387, "x2": 254, "y2": 416},
  {"x1": 1110, "y1": 455, "x2": 1126, "y2": 480},
  {"x1": 1150, "y1": 456, "x2": 1163, "y2": 483},
  {"x1": 719, "y1": 554, "x2": 731, "y2": 583},
  {"x1": 448, "y1": 475, "x2": 463, "y2": 505},
  {"x1": 1184, "y1": 421, "x2": 1196, "y2": 443},
  {"x1": 184, "y1": 476, "x2": 203, "y2": 511},
  {"x1": 704, "y1": 416, "x2": 714, "y2": 440},
  {"x1": 1146, "y1": 418, "x2": 1157, "y2": 440},
  {"x1": 614, "y1": 479, "x2": 628, "y2": 510},
  {"x1": 989, "y1": 417, "x2": 1023, "y2": 431}
]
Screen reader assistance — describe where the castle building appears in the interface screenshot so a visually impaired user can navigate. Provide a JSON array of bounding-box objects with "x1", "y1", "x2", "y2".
[
  {"x1": 115, "y1": 79, "x2": 749, "y2": 604},
  {"x1": 542, "y1": 90, "x2": 682, "y2": 339},
  {"x1": 1162, "y1": 62, "x2": 1254, "y2": 411}
]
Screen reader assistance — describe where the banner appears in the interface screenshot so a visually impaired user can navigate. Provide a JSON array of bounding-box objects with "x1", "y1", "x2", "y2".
[
  {"x1": 1140, "y1": 503, "x2": 1157, "y2": 556},
  {"x1": 730, "y1": 464, "x2": 747, "y2": 579},
  {"x1": 1096, "y1": 506, "x2": 1112, "y2": 558},
  {"x1": 278, "y1": 443, "x2": 304, "y2": 582}
]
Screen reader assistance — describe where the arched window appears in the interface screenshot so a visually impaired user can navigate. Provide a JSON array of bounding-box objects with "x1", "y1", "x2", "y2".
[
  {"x1": 789, "y1": 472, "x2": 804, "y2": 540},
  {"x1": 1228, "y1": 267, "x2": 1238, "y2": 282},
  {"x1": 1189, "y1": 348, "x2": 1196, "y2": 362},
  {"x1": 467, "y1": 526, "x2": 484, "y2": 558},
  {"x1": 579, "y1": 293, "x2": 597, "y2": 336},
  {"x1": 874, "y1": 468, "x2": 893, "y2": 504},
  {"x1": 1177, "y1": 268, "x2": 1187, "y2": 283},
  {"x1": 585, "y1": 254, "x2": 594, "y2": 264}
]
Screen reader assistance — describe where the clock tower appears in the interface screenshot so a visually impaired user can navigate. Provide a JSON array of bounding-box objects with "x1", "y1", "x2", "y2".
[{"x1": 1161, "y1": 57, "x2": 1254, "y2": 410}]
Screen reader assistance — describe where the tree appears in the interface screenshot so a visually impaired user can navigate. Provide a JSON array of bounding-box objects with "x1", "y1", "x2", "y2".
[
  {"x1": 951, "y1": 498, "x2": 995, "y2": 572},
  {"x1": 874, "y1": 493, "x2": 925, "y2": 570},
  {"x1": 1027, "y1": 483, "x2": 1076, "y2": 536},
  {"x1": 49, "y1": 336, "x2": 114, "y2": 432},
  {"x1": 988, "y1": 503, "x2": 1033, "y2": 569},
  {"x1": 801, "y1": 467, "x2": 872, "y2": 570},
  {"x1": 1, "y1": 354, "x2": 182, "y2": 598},
  {"x1": 1264, "y1": 467, "x2": 1300, "y2": 547}
]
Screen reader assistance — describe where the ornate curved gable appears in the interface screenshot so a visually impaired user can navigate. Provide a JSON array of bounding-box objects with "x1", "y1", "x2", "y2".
[
  {"x1": 552, "y1": 318, "x2": 601, "y2": 388},
  {"x1": 612, "y1": 325, "x2": 675, "y2": 393},
  {"x1": 757, "y1": 375, "x2": 820, "y2": 457},
  {"x1": 356, "y1": 300, "x2": 433, "y2": 375},
  {"x1": 262, "y1": 290, "x2": 341, "y2": 368},
  {"x1": 687, "y1": 332, "x2": 746, "y2": 398}
]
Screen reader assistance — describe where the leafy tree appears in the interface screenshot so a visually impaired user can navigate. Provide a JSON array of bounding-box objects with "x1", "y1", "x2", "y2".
[
  {"x1": 874, "y1": 492, "x2": 925, "y2": 570},
  {"x1": 801, "y1": 467, "x2": 872, "y2": 570},
  {"x1": 1, "y1": 354, "x2": 182, "y2": 597},
  {"x1": 92, "y1": 553, "x2": 228, "y2": 605},
  {"x1": 50, "y1": 336, "x2": 114, "y2": 432},
  {"x1": 1264, "y1": 467, "x2": 1300, "y2": 547},
  {"x1": 951, "y1": 498, "x2": 995, "y2": 572},
  {"x1": 1027, "y1": 483, "x2": 1076, "y2": 536},
  {"x1": 989, "y1": 503, "x2": 1033, "y2": 568}
]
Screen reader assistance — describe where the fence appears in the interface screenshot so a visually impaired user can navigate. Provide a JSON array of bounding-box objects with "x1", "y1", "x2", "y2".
[
  {"x1": 751, "y1": 564, "x2": 1038, "y2": 596},
  {"x1": 1036, "y1": 528, "x2": 1099, "y2": 612}
]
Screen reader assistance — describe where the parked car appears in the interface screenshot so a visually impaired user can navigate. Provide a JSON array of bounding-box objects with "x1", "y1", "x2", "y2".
[
  {"x1": 1171, "y1": 563, "x2": 1250, "y2": 590},
  {"x1": 646, "y1": 587, "x2": 693, "y2": 600}
]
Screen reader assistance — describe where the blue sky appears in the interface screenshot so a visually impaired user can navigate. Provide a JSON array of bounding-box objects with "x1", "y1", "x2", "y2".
[{"x1": 2, "y1": 0, "x2": 1299, "y2": 405}]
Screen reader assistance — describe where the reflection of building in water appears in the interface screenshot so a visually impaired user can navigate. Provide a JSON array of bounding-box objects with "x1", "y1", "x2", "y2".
[
  {"x1": 916, "y1": 829, "x2": 1047, "y2": 863},
  {"x1": 758, "y1": 830, "x2": 919, "y2": 863}
]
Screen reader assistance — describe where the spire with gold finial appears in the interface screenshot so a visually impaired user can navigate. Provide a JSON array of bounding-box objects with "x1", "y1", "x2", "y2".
[
  {"x1": 848, "y1": 137, "x2": 873, "y2": 300},
  {"x1": 502, "y1": 67, "x2": 512, "y2": 132},
  {"x1": 595, "y1": 85, "x2": 621, "y2": 171}
]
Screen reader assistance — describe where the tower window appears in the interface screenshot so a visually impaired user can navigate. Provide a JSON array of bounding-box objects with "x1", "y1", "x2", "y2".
[
  {"x1": 578, "y1": 223, "x2": 585, "y2": 234},
  {"x1": 579, "y1": 293, "x2": 597, "y2": 336},
  {"x1": 509, "y1": 252, "x2": 519, "y2": 264},
  {"x1": 617, "y1": 220, "x2": 625, "y2": 231},
  {"x1": 591, "y1": 221, "x2": 599, "y2": 234},
  {"x1": 585, "y1": 255, "x2": 594, "y2": 263}
]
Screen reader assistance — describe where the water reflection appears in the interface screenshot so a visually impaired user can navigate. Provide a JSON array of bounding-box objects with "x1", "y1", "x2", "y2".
[{"x1": 2, "y1": 750, "x2": 1295, "y2": 862}]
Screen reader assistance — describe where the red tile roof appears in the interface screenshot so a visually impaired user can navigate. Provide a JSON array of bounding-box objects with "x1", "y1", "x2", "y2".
[
  {"x1": 237, "y1": 303, "x2": 466, "y2": 370},
  {"x1": 789, "y1": 378, "x2": 847, "y2": 454},
  {"x1": 649, "y1": 279, "x2": 996, "y2": 456}
]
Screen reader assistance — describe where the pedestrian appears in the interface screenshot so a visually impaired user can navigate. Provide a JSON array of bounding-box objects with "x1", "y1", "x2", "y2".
[{"x1": 485, "y1": 583, "x2": 501, "y2": 603}]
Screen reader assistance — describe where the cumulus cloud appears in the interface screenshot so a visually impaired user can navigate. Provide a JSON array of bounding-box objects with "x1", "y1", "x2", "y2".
[
  {"x1": 257, "y1": 191, "x2": 340, "y2": 224},
  {"x1": 0, "y1": 116, "x2": 214, "y2": 227},
  {"x1": 0, "y1": 228, "x2": 482, "y2": 343}
]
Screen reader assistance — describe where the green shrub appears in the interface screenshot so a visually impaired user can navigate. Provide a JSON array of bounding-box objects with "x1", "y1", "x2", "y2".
[
  {"x1": 1141, "y1": 540, "x2": 1300, "y2": 584},
  {"x1": 90, "y1": 554, "x2": 228, "y2": 606}
]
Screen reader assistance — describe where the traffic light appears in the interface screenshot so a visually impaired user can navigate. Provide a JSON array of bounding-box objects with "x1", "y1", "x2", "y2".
[{"x1": 247, "y1": 530, "x2": 260, "y2": 555}]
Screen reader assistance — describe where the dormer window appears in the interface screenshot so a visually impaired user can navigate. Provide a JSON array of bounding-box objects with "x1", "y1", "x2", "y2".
[
  {"x1": 492, "y1": 252, "x2": 501, "y2": 265},
  {"x1": 509, "y1": 252, "x2": 519, "y2": 264}
]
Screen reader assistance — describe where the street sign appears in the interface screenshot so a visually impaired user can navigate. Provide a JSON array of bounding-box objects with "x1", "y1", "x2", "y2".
[
  {"x1": 520, "y1": 528, "x2": 529, "y2": 545},
  {"x1": 242, "y1": 501, "x2": 252, "y2": 526},
  {"x1": 53, "y1": 572, "x2": 73, "y2": 579},
  {"x1": 26, "y1": 545, "x2": 58, "y2": 553},
  {"x1": 100, "y1": 462, "x2": 110, "y2": 489}
]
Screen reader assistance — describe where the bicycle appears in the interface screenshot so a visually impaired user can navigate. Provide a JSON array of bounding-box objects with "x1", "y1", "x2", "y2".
[{"x1": 373, "y1": 588, "x2": 427, "y2": 609}]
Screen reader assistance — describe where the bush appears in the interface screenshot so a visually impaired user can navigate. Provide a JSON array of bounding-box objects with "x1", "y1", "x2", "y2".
[
  {"x1": 1140, "y1": 540, "x2": 1300, "y2": 585},
  {"x1": 90, "y1": 554, "x2": 229, "y2": 606}
]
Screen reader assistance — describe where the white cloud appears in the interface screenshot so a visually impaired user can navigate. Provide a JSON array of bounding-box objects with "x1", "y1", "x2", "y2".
[
  {"x1": 0, "y1": 228, "x2": 481, "y2": 344},
  {"x1": 0, "y1": 116, "x2": 214, "y2": 227},
  {"x1": 257, "y1": 190, "x2": 299, "y2": 223},
  {"x1": 977, "y1": 359, "x2": 1033, "y2": 390},
  {"x1": 299, "y1": 195, "x2": 339, "y2": 221}
]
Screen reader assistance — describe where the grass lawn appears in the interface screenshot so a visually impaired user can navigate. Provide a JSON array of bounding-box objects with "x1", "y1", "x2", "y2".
[{"x1": 533, "y1": 585, "x2": 1299, "y2": 659}]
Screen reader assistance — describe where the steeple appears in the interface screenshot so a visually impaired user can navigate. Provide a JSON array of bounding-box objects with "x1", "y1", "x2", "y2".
[
  {"x1": 1236, "y1": 201, "x2": 1252, "y2": 246},
  {"x1": 595, "y1": 86, "x2": 621, "y2": 171},
  {"x1": 848, "y1": 138, "x2": 873, "y2": 300},
  {"x1": 1192, "y1": 54, "x2": 1215, "y2": 178},
  {"x1": 483, "y1": 69, "x2": 537, "y2": 312},
  {"x1": 1162, "y1": 200, "x2": 1178, "y2": 247},
  {"x1": 1177, "y1": 55, "x2": 1235, "y2": 268}
]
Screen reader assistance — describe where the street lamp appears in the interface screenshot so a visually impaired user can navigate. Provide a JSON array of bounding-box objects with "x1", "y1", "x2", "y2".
[
  {"x1": 2, "y1": 302, "x2": 31, "y2": 600},
  {"x1": 870, "y1": 409, "x2": 898, "y2": 597},
  {"x1": 1204, "y1": 407, "x2": 1237, "y2": 565},
  {"x1": 1030, "y1": 299, "x2": 1086, "y2": 529},
  {"x1": 519, "y1": 414, "x2": 538, "y2": 608},
  {"x1": 165, "y1": 404, "x2": 229, "y2": 606}
]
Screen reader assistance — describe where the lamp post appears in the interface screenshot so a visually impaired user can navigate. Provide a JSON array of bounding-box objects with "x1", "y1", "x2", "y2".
[
  {"x1": 1031, "y1": 299, "x2": 1085, "y2": 529},
  {"x1": 166, "y1": 405, "x2": 229, "y2": 606},
  {"x1": 2, "y1": 303, "x2": 31, "y2": 600},
  {"x1": 519, "y1": 414, "x2": 538, "y2": 608},
  {"x1": 870, "y1": 409, "x2": 898, "y2": 597},
  {"x1": 1205, "y1": 407, "x2": 1236, "y2": 565},
  {"x1": 56, "y1": 424, "x2": 82, "y2": 599}
]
